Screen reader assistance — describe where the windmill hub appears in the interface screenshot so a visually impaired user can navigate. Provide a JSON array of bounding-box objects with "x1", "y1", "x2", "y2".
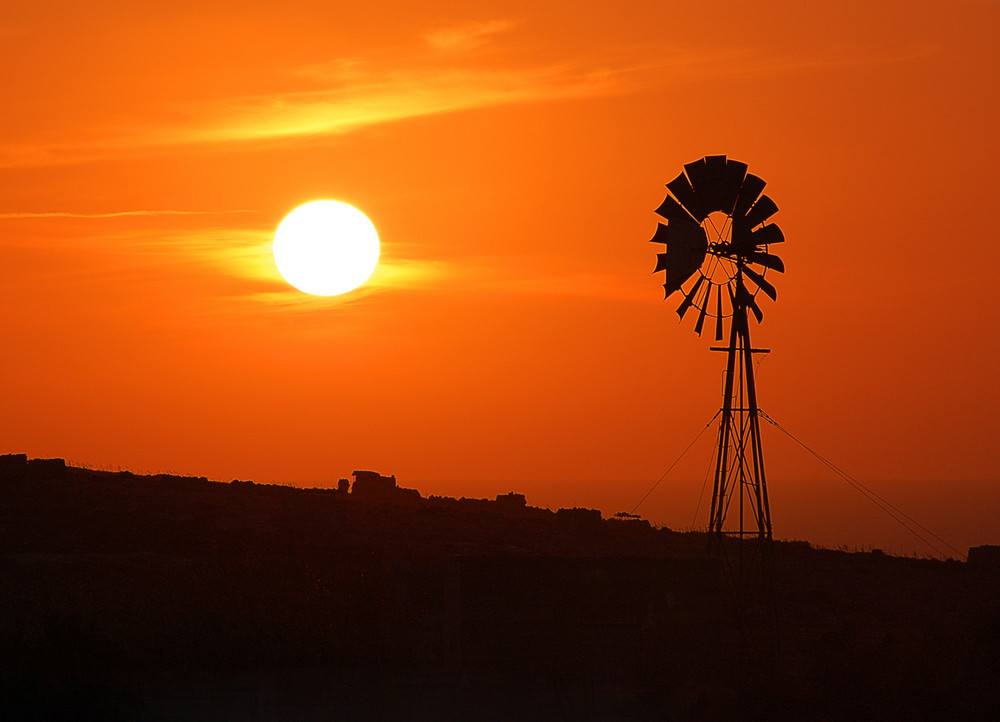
[
  {"x1": 703, "y1": 211, "x2": 733, "y2": 244},
  {"x1": 702, "y1": 213, "x2": 738, "y2": 285}
]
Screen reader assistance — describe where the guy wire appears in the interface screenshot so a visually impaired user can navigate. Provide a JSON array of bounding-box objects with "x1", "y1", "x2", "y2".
[
  {"x1": 632, "y1": 410, "x2": 720, "y2": 515},
  {"x1": 758, "y1": 410, "x2": 964, "y2": 559}
]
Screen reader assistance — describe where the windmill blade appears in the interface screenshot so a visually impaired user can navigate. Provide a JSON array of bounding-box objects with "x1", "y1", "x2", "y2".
[
  {"x1": 648, "y1": 219, "x2": 704, "y2": 248},
  {"x1": 683, "y1": 157, "x2": 712, "y2": 190},
  {"x1": 743, "y1": 265, "x2": 777, "y2": 301},
  {"x1": 730, "y1": 216, "x2": 753, "y2": 250},
  {"x1": 667, "y1": 171, "x2": 706, "y2": 222},
  {"x1": 733, "y1": 173, "x2": 766, "y2": 218},
  {"x1": 751, "y1": 223, "x2": 784, "y2": 246},
  {"x1": 693, "y1": 282, "x2": 712, "y2": 336},
  {"x1": 714, "y1": 284, "x2": 724, "y2": 341},
  {"x1": 749, "y1": 251, "x2": 785, "y2": 273},
  {"x1": 702, "y1": 154, "x2": 729, "y2": 184},
  {"x1": 654, "y1": 194, "x2": 698, "y2": 226},
  {"x1": 676, "y1": 276, "x2": 704, "y2": 320},
  {"x1": 743, "y1": 195, "x2": 779, "y2": 229},
  {"x1": 648, "y1": 222, "x2": 669, "y2": 245},
  {"x1": 685, "y1": 156, "x2": 732, "y2": 214},
  {"x1": 650, "y1": 221, "x2": 708, "y2": 295},
  {"x1": 666, "y1": 255, "x2": 706, "y2": 294},
  {"x1": 719, "y1": 158, "x2": 749, "y2": 214}
]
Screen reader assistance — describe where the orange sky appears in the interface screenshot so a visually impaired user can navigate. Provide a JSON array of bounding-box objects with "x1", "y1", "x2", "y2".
[{"x1": 2, "y1": 1, "x2": 998, "y2": 557}]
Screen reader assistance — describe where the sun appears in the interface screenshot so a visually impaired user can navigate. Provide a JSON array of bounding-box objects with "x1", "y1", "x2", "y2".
[{"x1": 273, "y1": 200, "x2": 380, "y2": 296}]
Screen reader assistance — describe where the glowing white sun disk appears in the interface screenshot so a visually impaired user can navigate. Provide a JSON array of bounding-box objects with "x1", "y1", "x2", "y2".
[{"x1": 273, "y1": 200, "x2": 379, "y2": 296}]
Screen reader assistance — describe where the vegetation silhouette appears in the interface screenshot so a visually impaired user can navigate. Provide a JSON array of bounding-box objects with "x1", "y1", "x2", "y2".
[{"x1": 1, "y1": 454, "x2": 997, "y2": 720}]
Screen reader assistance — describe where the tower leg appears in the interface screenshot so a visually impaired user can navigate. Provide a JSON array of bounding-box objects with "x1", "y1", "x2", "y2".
[
  {"x1": 708, "y1": 284, "x2": 771, "y2": 545},
  {"x1": 708, "y1": 303, "x2": 740, "y2": 546},
  {"x1": 740, "y1": 316, "x2": 771, "y2": 541}
]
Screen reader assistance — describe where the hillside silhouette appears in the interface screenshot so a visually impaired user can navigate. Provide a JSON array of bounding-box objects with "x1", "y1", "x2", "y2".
[{"x1": 2, "y1": 454, "x2": 998, "y2": 720}]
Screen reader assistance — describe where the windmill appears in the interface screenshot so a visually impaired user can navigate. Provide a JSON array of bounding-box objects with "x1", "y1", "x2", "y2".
[{"x1": 650, "y1": 155, "x2": 784, "y2": 550}]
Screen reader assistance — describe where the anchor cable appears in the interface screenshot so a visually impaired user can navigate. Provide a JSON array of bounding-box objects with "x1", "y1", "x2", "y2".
[
  {"x1": 692, "y1": 422, "x2": 723, "y2": 528},
  {"x1": 758, "y1": 410, "x2": 964, "y2": 560},
  {"x1": 632, "y1": 410, "x2": 720, "y2": 515}
]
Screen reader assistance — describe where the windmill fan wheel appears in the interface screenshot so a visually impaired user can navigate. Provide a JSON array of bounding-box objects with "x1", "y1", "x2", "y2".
[{"x1": 650, "y1": 155, "x2": 785, "y2": 339}]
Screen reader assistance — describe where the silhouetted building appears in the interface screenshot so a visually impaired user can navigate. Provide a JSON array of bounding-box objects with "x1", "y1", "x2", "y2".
[
  {"x1": 0, "y1": 453, "x2": 27, "y2": 466},
  {"x1": 494, "y1": 492, "x2": 527, "y2": 512},
  {"x1": 351, "y1": 470, "x2": 397, "y2": 496},
  {"x1": 349, "y1": 470, "x2": 422, "y2": 505}
]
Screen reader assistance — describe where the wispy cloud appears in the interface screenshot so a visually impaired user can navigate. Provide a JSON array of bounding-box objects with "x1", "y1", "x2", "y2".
[
  {"x1": 7, "y1": 219, "x2": 455, "y2": 304},
  {"x1": 0, "y1": 209, "x2": 255, "y2": 220},
  {"x1": 0, "y1": 35, "x2": 933, "y2": 170},
  {"x1": 163, "y1": 62, "x2": 617, "y2": 145},
  {"x1": 4, "y1": 209, "x2": 651, "y2": 309},
  {"x1": 117, "y1": 43, "x2": 939, "y2": 148},
  {"x1": 0, "y1": 58, "x2": 619, "y2": 167},
  {"x1": 425, "y1": 20, "x2": 514, "y2": 52}
]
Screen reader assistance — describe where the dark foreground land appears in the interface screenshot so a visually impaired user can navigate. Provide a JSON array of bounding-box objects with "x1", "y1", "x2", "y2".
[{"x1": 1, "y1": 455, "x2": 998, "y2": 720}]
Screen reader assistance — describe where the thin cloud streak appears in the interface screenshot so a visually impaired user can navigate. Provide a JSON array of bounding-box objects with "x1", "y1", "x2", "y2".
[
  {"x1": 178, "y1": 63, "x2": 618, "y2": 144},
  {"x1": 11, "y1": 221, "x2": 455, "y2": 300},
  {"x1": 0, "y1": 61, "x2": 621, "y2": 167},
  {"x1": 18, "y1": 219, "x2": 646, "y2": 304},
  {"x1": 0, "y1": 38, "x2": 932, "y2": 169},
  {"x1": 425, "y1": 20, "x2": 514, "y2": 52},
  {"x1": 0, "y1": 209, "x2": 256, "y2": 220}
]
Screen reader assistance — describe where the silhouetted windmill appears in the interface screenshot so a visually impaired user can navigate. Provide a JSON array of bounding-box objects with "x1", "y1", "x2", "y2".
[{"x1": 650, "y1": 155, "x2": 784, "y2": 551}]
